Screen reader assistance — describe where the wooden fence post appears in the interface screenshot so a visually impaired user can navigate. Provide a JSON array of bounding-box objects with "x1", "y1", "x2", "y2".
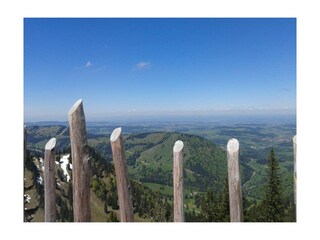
[
  {"x1": 227, "y1": 138, "x2": 243, "y2": 222},
  {"x1": 293, "y1": 135, "x2": 297, "y2": 205},
  {"x1": 110, "y1": 127, "x2": 134, "y2": 222},
  {"x1": 68, "y1": 99, "x2": 91, "y2": 222},
  {"x1": 44, "y1": 137, "x2": 57, "y2": 222},
  {"x1": 173, "y1": 140, "x2": 184, "y2": 222}
]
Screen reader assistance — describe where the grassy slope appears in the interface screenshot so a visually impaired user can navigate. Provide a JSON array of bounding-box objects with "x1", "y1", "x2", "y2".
[{"x1": 124, "y1": 132, "x2": 229, "y2": 197}]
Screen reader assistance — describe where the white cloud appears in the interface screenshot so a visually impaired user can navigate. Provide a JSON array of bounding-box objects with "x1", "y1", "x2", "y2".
[
  {"x1": 85, "y1": 61, "x2": 93, "y2": 68},
  {"x1": 135, "y1": 61, "x2": 151, "y2": 70}
]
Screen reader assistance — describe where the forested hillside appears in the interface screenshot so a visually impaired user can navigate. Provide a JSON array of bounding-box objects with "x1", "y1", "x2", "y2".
[{"x1": 24, "y1": 125, "x2": 295, "y2": 222}]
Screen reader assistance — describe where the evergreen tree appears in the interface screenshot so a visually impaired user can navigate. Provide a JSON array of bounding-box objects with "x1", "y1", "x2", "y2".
[
  {"x1": 200, "y1": 189, "x2": 217, "y2": 222},
  {"x1": 217, "y1": 177, "x2": 230, "y2": 222},
  {"x1": 107, "y1": 211, "x2": 119, "y2": 222},
  {"x1": 263, "y1": 148, "x2": 285, "y2": 222},
  {"x1": 185, "y1": 209, "x2": 199, "y2": 222},
  {"x1": 151, "y1": 192, "x2": 167, "y2": 222},
  {"x1": 243, "y1": 198, "x2": 266, "y2": 222}
]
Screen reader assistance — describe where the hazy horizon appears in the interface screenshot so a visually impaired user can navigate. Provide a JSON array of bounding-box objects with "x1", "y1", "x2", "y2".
[
  {"x1": 24, "y1": 109, "x2": 296, "y2": 125},
  {"x1": 24, "y1": 101, "x2": 296, "y2": 123}
]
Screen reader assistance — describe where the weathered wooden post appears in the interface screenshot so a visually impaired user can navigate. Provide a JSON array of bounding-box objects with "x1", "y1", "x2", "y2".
[
  {"x1": 227, "y1": 138, "x2": 243, "y2": 222},
  {"x1": 68, "y1": 99, "x2": 91, "y2": 222},
  {"x1": 173, "y1": 140, "x2": 184, "y2": 222},
  {"x1": 293, "y1": 135, "x2": 297, "y2": 205},
  {"x1": 44, "y1": 137, "x2": 57, "y2": 222},
  {"x1": 110, "y1": 127, "x2": 134, "y2": 222}
]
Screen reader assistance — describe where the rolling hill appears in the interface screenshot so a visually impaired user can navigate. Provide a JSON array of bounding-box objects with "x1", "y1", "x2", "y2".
[
  {"x1": 26, "y1": 126, "x2": 241, "y2": 193},
  {"x1": 24, "y1": 124, "x2": 294, "y2": 221}
]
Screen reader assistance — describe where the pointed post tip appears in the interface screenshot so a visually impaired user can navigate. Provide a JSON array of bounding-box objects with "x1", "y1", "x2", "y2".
[
  {"x1": 45, "y1": 138, "x2": 56, "y2": 150},
  {"x1": 173, "y1": 140, "x2": 184, "y2": 152},
  {"x1": 110, "y1": 127, "x2": 122, "y2": 142},
  {"x1": 227, "y1": 138, "x2": 239, "y2": 153},
  {"x1": 68, "y1": 99, "x2": 83, "y2": 116}
]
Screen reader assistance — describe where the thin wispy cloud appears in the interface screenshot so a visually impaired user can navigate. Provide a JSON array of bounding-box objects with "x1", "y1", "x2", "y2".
[
  {"x1": 135, "y1": 61, "x2": 151, "y2": 70},
  {"x1": 85, "y1": 61, "x2": 93, "y2": 68},
  {"x1": 74, "y1": 61, "x2": 94, "y2": 70}
]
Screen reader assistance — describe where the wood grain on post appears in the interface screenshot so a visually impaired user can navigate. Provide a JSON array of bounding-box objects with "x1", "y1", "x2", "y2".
[
  {"x1": 173, "y1": 140, "x2": 184, "y2": 222},
  {"x1": 44, "y1": 137, "x2": 57, "y2": 222},
  {"x1": 110, "y1": 127, "x2": 134, "y2": 222},
  {"x1": 68, "y1": 99, "x2": 91, "y2": 222},
  {"x1": 227, "y1": 138, "x2": 243, "y2": 222},
  {"x1": 293, "y1": 135, "x2": 297, "y2": 205}
]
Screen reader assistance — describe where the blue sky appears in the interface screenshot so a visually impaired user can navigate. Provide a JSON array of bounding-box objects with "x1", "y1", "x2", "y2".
[{"x1": 24, "y1": 18, "x2": 296, "y2": 121}]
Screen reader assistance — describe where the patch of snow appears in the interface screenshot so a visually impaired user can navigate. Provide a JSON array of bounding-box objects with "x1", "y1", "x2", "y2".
[
  {"x1": 37, "y1": 176, "x2": 43, "y2": 185},
  {"x1": 60, "y1": 154, "x2": 71, "y2": 182},
  {"x1": 24, "y1": 194, "x2": 31, "y2": 203}
]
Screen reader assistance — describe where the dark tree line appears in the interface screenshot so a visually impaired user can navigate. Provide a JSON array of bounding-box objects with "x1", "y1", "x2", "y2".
[{"x1": 200, "y1": 148, "x2": 295, "y2": 222}]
